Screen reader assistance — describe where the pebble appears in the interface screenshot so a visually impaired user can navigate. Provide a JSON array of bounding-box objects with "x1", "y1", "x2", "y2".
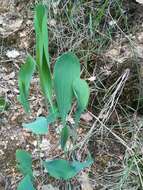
[{"x1": 6, "y1": 49, "x2": 20, "y2": 59}]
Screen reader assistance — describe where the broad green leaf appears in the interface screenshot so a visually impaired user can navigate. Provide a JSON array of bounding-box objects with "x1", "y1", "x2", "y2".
[
  {"x1": 16, "y1": 150, "x2": 33, "y2": 178},
  {"x1": 34, "y1": 4, "x2": 53, "y2": 108},
  {"x1": 60, "y1": 126, "x2": 69, "y2": 150},
  {"x1": 43, "y1": 157, "x2": 93, "y2": 180},
  {"x1": 23, "y1": 117, "x2": 48, "y2": 135},
  {"x1": 17, "y1": 175, "x2": 36, "y2": 190},
  {"x1": 44, "y1": 159, "x2": 75, "y2": 180},
  {"x1": 73, "y1": 78, "x2": 90, "y2": 124},
  {"x1": 18, "y1": 55, "x2": 36, "y2": 113},
  {"x1": 53, "y1": 52, "x2": 80, "y2": 124}
]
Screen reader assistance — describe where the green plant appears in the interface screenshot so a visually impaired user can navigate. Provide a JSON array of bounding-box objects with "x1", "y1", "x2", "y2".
[
  {"x1": 16, "y1": 4, "x2": 93, "y2": 189},
  {"x1": 0, "y1": 96, "x2": 9, "y2": 112}
]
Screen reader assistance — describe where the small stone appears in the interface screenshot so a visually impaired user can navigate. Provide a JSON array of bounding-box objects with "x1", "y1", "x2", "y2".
[
  {"x1": 8, "y1": 72, "x2": 15, "y2": 79},
  {"x1": 81, "y1": 112, "x2": 93, "y2": 122},
  {"x1": 109, "y1": 20, "x2": 117, "y2": 26},
  {"x1": 40, "y1": 139, "x2": 51, "y2": 151},
  {"x1": 136, "y1": 0, "x2": 143, "y2": 4},
  {"x1": 67, "y1": 116, "x2": 75, "y2": 124},
  {"x1": 0, "y1": 150, "x2": 4, "y2": 155},
  {"x1": 40, "y1": 152, "x2": 44, "y2": 158},
  {"x1": 32, "y1": 140, "x2": 37, "y2": 147},
  {"x1": 10, "y1": 136, "x2": 15, "y2": 140},
  {"x1": 6, "y1": 49, "x2": 20, "y2": 59},
  {"x1": 49, "y1": 19, "x2": 56, "y2": 26},
  {"x1": 106, "y1": 48, "x2": 119, "y2": 58},
  {"x1": 88, "y1": 76, "x2": 96, "y2": 82}
]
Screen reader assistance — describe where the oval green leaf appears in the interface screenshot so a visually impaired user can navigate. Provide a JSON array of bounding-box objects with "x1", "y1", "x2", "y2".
[
  {"x1": 23, "y1": 117, "x2": 48, "y2": 135},
  {"x1": 17, "y1": 175, "x2": 36, "y2": 190},
  {"x1": 53, "y1": 52, "x2": 80, "y2": 124},
  {"x1": 43, "y1": 157, "x2": 93, "y2": 180},
  {"x1": 16, "y1": 150, "x2": 33, "y2": 178}
]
